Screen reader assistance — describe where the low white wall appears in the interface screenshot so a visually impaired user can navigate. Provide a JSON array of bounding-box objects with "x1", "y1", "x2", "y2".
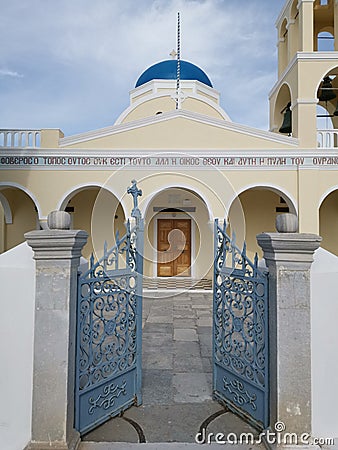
[
  {"x1": 0, "y1": 243, "x2": 35, "y2": 450},
  {"x1": 311, "y1": 248, "x2": 338, "y2": 441}
]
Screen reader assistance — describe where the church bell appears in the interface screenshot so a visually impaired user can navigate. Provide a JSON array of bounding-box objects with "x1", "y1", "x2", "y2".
[
  {"x1": 318, "y1": 76, "x2": 336, "y2": 102},
  {"x1": 279, "y1": 102, "x2": 292, "y2": 135}
]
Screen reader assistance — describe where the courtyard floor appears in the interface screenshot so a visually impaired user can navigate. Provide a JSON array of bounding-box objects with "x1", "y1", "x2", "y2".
[{"x1": 80, "y1": 289, "x2": 263, "y2": 449}]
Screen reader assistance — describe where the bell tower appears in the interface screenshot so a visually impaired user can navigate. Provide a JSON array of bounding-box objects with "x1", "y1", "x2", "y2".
[{"x1": 270, "y1": 0, "x2": 338, "y2": 148}]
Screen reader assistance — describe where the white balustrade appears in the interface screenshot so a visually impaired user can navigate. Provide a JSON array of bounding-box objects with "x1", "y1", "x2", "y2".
[
  {"x1": 0, "y1": 129, "x2": 41, "y2": 148},
  {"x1": 1, "y1": 128, "x2": 338, "y2": 149},
  {"x1": 317, "y1": 129, "x2": 338, "y2": 148}
]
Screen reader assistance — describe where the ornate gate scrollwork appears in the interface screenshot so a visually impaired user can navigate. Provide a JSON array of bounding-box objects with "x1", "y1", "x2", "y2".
[
  {"x1": 75, "y1": 182, "x2": 144, "y2": 435},
  {"x1": 213, "y1": 219, "x2": 269, "y2": 429}
]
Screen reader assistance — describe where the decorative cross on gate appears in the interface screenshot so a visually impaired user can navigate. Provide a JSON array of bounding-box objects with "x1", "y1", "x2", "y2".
[{"x1": 127, "y1": 179, "x2": 142, "y2": 218}]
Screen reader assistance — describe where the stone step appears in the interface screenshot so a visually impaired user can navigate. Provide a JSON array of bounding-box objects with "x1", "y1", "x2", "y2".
[{"x1": 143, "y1": 277, "x2": 212, "y2": 290}]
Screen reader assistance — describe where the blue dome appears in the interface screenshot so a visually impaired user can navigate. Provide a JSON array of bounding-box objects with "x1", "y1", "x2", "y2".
[{"x1": 135, "y1": 59, "x2": 213, "y2": 88}]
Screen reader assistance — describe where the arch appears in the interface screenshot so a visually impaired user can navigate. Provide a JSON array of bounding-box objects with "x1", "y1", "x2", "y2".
[
  {"x1": 315, "y1": 69, "x2": 338, "y2": 131},
  {"x1": 227, "y1": 185, "x2": 298, "y2": 258},
  {"x1": 291, "y1": 0, "x2": 298, "y2": 19},
  {"x1": 318, "y1": 184, "x2": 338, "y2": 208},
  {"x1": 59, "y1": 184, "x2": 127, "y2": 260},
  {"x1": 279, "y1": 18, "x2": 289, "y2": 74},
  {"x1": 314, "y1": 0, "x2": 335, "y2": 49},
  {"x1": 142, "y1": 182, "x2": 214, "y2": 223},
  {"x1": 317, "y1": 31, "x2": 335, "y2": 51},
  {"x1": 57, "y1": 182, "x2": 128, "y2": 219},
  {"x1": 315, "y1": 65, "x2": 338, "y2": 94},
  {"x1": 273, "y1": 83, "x2": 293, "y2": 134},
  {"x1": 0, "y1": 182, "x2": 41, "y2": 217},
  {"x1": 289, "y1": 0, "x2": 300, "y2": 55},
  {"x1": 316, "y1": 104, "x2": 334, "y2": 130},
  {"x1": 279, "y1": 17, "x2": 288, "y2": 39},
  {"x1": 0, "y1": 183, "x2": 40, "y2": 252},
  {"x1": 114, "y1": 91, "x2": 231, "y2": 126},
  {"x1": 227, "y1": 183, "x2": 298, "y2": 216},
  {"x1": 143, "y1": 184, "x2": 214, "y2": 279}
]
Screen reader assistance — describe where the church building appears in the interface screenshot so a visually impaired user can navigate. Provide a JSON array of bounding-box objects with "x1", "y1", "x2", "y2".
[{"x1": 1, "y1": 0, "x2": 338, "y2": 283}]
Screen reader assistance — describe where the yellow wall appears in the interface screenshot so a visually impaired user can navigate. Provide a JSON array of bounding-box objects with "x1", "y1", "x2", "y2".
[
  {"x1": 229, "y1": 189, "x2": 287, "y2": 258},
  {"x1": 62, "y1": 117, "x2": 297, "y2": 150},
  {"x1": 1, "y1": 188, "x2": 38, "y2": 252},
  {"x1": 122, "y1": 97, "x2": 176, "y2": 123},
  {"x1": 66, "y1": 188, "x2": 125, "y2": 259}
]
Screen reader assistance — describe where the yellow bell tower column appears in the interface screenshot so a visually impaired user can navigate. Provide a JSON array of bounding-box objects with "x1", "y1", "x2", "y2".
[
  {"x1": 270, "y1": 0, "x2": 338, "y2": 149},
  {"x1": 299, "y1": 0, "x2": 314, "y2": 52}
]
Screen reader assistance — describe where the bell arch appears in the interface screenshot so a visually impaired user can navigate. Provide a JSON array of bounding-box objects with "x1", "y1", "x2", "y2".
[
  {"x1": 316, "y1": 67, "x2": 338, "y2": 136},
  {"x1": 289, "y1": 0, "x2": 300, "y2": 56},
  {"x1": 278, "y1": 18, "x2": 289, "y2": 75},
  {"x1": 316, "y1": 104, "x2": 334, "y2": 128},
  {"x1": 317, "y1": 31, "x2": 335, "y2": 50},
  {"x1": 314, "y1": 0, "x2": 335, "y2": 51},
  {"x1": 274, "y1": 83, "x2": 293, "y2": 135}
]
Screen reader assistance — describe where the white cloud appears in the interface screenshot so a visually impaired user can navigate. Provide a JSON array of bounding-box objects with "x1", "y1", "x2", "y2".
[
  {"x1": 0, "y1": 69, "x2": 23, "y2": 78},
  {"x1": 0, "y1": 0, "x2": 286, "y2": 135}
]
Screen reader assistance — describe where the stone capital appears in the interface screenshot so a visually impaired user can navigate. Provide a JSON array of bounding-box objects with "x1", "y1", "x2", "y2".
[
  {"x1": 25, "y1": 229, "x2": 88, "y2": 260},
  {"x1": 256, "y1": 232, "x2": 321, "y2": 268}
]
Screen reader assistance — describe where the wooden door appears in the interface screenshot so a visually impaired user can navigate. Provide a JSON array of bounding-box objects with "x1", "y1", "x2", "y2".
[{"x1": 157, "y1": 219, "x2": 191, "y2": 277}]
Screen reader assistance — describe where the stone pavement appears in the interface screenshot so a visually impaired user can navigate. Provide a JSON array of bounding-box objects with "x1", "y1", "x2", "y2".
[{"x1": 80, "y1": 290, "x2": 263, "y2": 449}]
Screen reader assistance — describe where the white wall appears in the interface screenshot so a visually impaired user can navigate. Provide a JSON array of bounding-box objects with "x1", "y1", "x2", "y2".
[
  {"x1": 311, "y1": 248, "x2": 338, "y2": 441},
  {"x1": 0, "y1": 243, "x2": 35, "y2": 450}
]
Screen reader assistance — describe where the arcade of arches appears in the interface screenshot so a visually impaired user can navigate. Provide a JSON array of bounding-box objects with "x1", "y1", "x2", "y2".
[{"x1": 1, "y1": 184, "x2": 337, "y2": 278}]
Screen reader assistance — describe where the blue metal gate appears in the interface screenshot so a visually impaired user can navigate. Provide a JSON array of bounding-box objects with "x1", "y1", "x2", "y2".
[
  {"x1": 213, "y1": 219, "x2": 269, "y2": 429},
  {"x1": 75, "y1": 182, "x2": 144, "y2": 435}
]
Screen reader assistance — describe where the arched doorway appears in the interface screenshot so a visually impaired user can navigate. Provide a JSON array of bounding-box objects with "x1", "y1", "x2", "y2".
[{"x1": 144, "y1": 186, "x2": 212, "y2": 280}]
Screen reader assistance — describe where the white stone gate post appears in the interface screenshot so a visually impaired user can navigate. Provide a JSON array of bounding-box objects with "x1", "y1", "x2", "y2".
[
  {"x1": 257, "y1": 214, "x2": 321, "y2": 444},
  {"x1": 25, "y1": 211, "x2": 88, "y2": 450}
]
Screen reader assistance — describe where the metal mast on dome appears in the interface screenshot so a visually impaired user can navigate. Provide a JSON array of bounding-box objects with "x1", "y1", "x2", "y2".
[{"x1": 176, "y1": 12, "x2": 181, "y2": 110}]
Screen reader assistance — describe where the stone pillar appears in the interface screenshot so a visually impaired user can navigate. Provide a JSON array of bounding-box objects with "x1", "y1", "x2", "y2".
[
  {"x1": 25, "y1": 211, "x2": 88, "y2": 450},
  {"x1": 257, "y1": 214, "x2": 321, "y2": 438}
]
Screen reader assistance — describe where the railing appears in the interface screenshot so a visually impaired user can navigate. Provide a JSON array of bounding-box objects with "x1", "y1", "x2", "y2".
[
  {"x1": 317, "y1": 129, "x2": 338, "y2": 148},
  {"x1": 0, "y1": 129, "x2": 41, "y2": 148},
  {"x1": 1, "y1": 128, "x2": 337, "y2": 150}
]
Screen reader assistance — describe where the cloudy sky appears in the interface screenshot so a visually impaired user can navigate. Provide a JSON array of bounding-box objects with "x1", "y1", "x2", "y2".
[{"x1": 0, "y1": 0, "x2": 286, "y2": 137}]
